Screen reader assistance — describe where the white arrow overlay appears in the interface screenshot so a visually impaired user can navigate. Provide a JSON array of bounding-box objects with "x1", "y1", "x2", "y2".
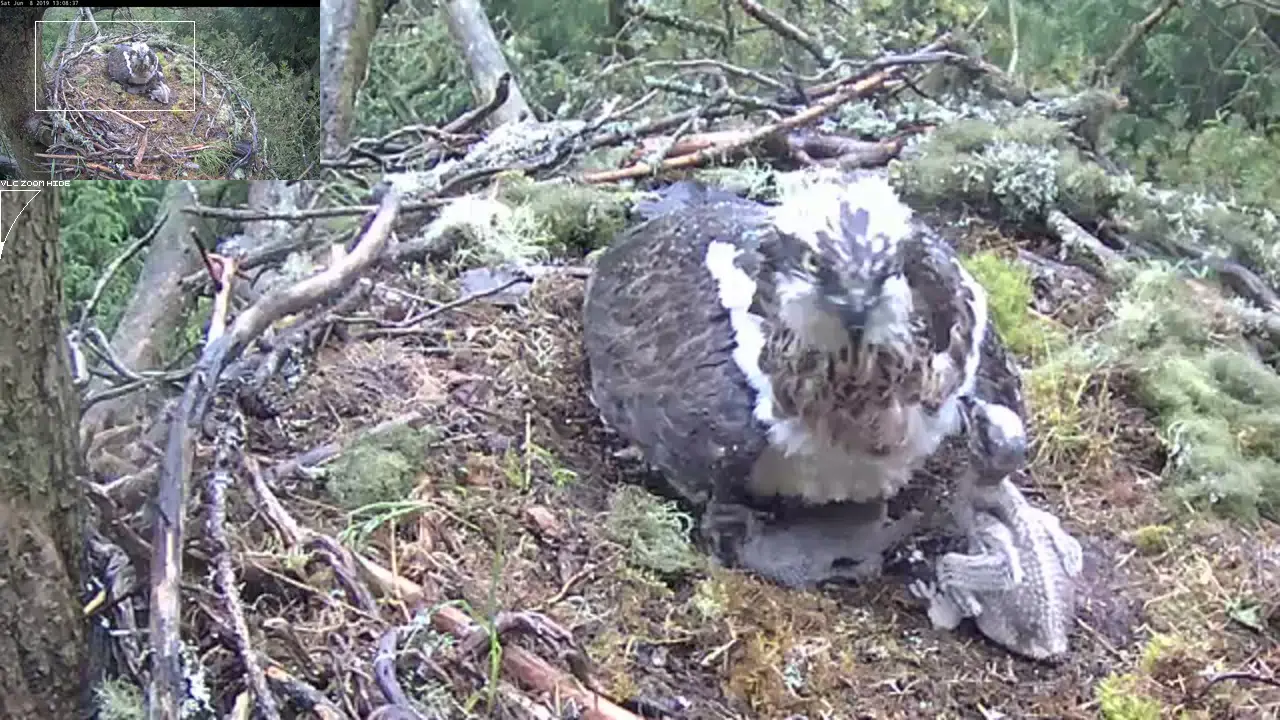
[{"x1": 0, "y1": 190, "x2": 44, "y2": 263}]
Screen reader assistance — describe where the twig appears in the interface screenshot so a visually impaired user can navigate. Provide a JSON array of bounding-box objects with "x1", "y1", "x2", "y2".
[
  {"x1": 642, "y1": 58, "x2": 787, "y2": 90},
  {"x1": 582, "y1": 64, "x2": 900, "y2": 182},
  {"x1": 645, "y1": 76, "x2": 793, "y2": 114},
  {"x1": 182, "y1": 199, "x2": 440, "y2": 222},
  {"x1": 1046, "y1": 208, "x2": 1126, "y2": 281},
  {"x1": 206, "y1": 409, "x2": 281, "y2": 720},
  {"x1": 77, "y1": 209, "x2": 169, "y2": 332},
  {"x1": 1093, "y1": 0, "x2": 1182, "y2": 85},
  {"x1": 1005, "y1": 0, "x2": 1019, "y2": 76},
  {"x1": 625, "y1": 1, "x2": 729, "y2": 41},
  {"x1": 735, "y1": 0, "x2": 831, "y2": 66},
  {"x1": 146, "y1": 190, "x2": 402, "y2": 720},
  {"x1": 387, "y1": 273, "x2": 531, "y2": 328},
  {"x1": 442, "y1": 72, "x2": 514, "y2": 134}
]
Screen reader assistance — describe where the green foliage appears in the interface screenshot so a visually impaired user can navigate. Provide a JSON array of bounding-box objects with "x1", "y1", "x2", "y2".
[
  {"x1": 961, "y1": 251, "x2": 1064, "y2": 359},
  {"x1": 95, "y1": 678, "x2": 144, "y2": 720},
  {"x1": 325, "y1": 426, "x2": 434, "y2": 511},
  {"x1": 355, "y1": 2, "x2": 473, "y2": 136},
  {"x1": 1095, "y1": 672, "x2": 1163, "y2": 720},
  {"x1": 605, "y1": 485, "x2": 701, "y2": 576},
  {"x1": 192, "y1": 8, "x2": 319, "y2": 74},
  {"x1": 1149, "y1": 119, "x2": 1280, "y2": 214},
  {"x1": 193, "y1": 28, "x2": 318, "y2": 179},
  {"x1": 60, "y1": 181, "x2": 164, "y2": 332}
]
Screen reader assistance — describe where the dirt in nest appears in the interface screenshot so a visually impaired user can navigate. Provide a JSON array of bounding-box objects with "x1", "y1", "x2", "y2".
[
  {"x1": 226, "y1": 253, "x2": 1280, "y2": 719},
  {"x1": 50, "y1": 42, "x2": 248, "y2": 179}
]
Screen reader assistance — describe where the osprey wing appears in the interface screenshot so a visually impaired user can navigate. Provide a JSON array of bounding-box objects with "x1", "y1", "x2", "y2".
[{"x1": 584, "y1": 198, "x2": 774, "y2": 506}]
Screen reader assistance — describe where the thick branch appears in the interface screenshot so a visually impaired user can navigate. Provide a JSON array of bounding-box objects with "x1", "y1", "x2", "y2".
[{"x1": 442, "y1": 0, "x2": 533, "y2": 126}]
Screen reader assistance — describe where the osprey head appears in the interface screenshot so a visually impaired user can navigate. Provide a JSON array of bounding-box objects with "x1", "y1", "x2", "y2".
[
  {"x1": 963, "y1": 397, "x2": 1028, "y2": 480},
  {"x1": 767, "y1": 173, "x2": 915, "y2": 349}
]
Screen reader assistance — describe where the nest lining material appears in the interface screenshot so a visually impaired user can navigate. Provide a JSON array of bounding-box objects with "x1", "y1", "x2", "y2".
[{"x1": 44, "y1": 35, "x2": 257, "y2": 179}]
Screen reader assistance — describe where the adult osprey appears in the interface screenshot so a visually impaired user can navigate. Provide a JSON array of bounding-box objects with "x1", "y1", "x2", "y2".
[{"x1": 583, "y1": 171, "x2": 1024, "y2": 587}]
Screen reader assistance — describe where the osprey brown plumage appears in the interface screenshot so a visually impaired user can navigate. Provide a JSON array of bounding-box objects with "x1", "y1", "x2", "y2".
[{"x1": 583, "y1": 171, "x2": 1022, "y2": 586}]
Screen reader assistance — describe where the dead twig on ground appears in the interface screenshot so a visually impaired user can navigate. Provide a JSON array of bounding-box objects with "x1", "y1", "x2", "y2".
[{"x1": 205, "y1": 404, "x2": 281, "y2": 720}]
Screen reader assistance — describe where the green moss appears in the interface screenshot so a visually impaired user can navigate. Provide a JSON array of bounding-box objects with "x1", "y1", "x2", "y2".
[
  {"x1": 961, "y1": 251, "x2": 1065, "y2": 359},
  {"x1": 1093, "y1": 265, "x2": 1280, "y2": 521},
  {"x1": 498, "y1": 180, "x2": 630, "y2": 256},
  {"x1": 1096, "y1": 673, "x2": 1163, "y2": 720},
  {"x1": 95, "y1": 678, "x2": 144, "y2": 720},
  {"x1": 325, "y1": 426, "x2": 434, "y2": 511},
  {"x1": 604, "y1": 486, "x2": 701, "y2": 576},
  {"x1": 1130, "y1": 525, "x2": 1174, "y2": 555},
  {"x1": 1058, "y1": 151, "x2": 1123, "y2": 219}
]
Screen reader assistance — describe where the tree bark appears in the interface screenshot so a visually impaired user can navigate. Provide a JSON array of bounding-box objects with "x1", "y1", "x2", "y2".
[
  {"x1": 0, "y1": 8, "x2": 47, "y2": 178},
  {"x1": 320, "y1": 0, "x2": 385, "y2": 158},
  {"x1": 0, "y1": 188, "x2": 89, "y2": 716},
  {"x1": 442, "y1": 0, "x2": 534, "y2": 126},
  {"x1": 80, "y1": 182, "x2": 205, "y2": 436}
]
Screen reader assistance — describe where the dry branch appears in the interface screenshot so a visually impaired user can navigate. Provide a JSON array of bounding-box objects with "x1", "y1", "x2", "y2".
[
  {"x1": 146, "y1": 190, "x2": 403, "y2": 720},
  {"x1": 581, "y1": 65, "x2": 899, "y2": 182},
  {"x1": 1046, "y1": 208, "x2": 1126, "y2": 280},
  {"x1": 736, "y1": 0, "x2": 831, "y2": 66}
]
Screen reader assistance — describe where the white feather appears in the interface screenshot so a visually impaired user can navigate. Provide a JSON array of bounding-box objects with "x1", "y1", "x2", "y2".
[
  {"x1": 861, "y1": 273, "x2": 914, "y2": 351},
  {"x1": 703, "y1": 240, "x2": 776, "y2": 424}
]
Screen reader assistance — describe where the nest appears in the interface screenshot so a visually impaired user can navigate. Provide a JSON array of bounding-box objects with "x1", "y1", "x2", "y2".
[{"x1": 39, "y1": 32, "x2": 260, "y2": 179}]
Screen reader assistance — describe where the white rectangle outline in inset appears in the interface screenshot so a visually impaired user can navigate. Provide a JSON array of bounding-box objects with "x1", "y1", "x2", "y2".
[{"x1": 34, "y1": 20, "x2": 197, "y2": 114}]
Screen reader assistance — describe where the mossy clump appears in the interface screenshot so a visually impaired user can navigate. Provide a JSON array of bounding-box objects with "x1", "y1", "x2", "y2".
[
  {"x1": 325, "y1": 425, "x2": 434, "y2": 510},
  {"x1": 1121, "y1": 183, "x2": 1280, "y2": 286},
  {"x1": 893, "y1": 120, "x2": 1061, "y2": 222},
  {"x1": 1096, "y1": 673, "x2": 1163, "y2": 720},
  {"x1": 1096, "y1": 266, "x2": 1280, "y2": 520},
  {"x1": 418, "y1": 195, "x2": 552, "y2": 269},
  {"x1": 1058, "y1": 150, "x2": 1125, "y2": 219},
  {"x1": 1129, "y1": 524, "x2": 1174, "y2": 555},
  {"x1": 498, "y1": 180, "x2": 630, "y2": 256},
  {"x1": 893, "y1": 115, "x2": 1125, "y2": 223},
  {"x1": 961, "y1": 250, "x2": 1066, "y2": 359},
  {"x1": 604, "y1": 486, "x2": 701, "y2": 575}
]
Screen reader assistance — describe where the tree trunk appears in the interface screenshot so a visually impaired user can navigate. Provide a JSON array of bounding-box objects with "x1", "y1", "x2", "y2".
[
  {"x1": 0, "y1": 8, "x2": 47, "y2": 178},
  {"x1": 319, "y1": 0, "x2": 385, "y2": 158},
  {"x1": 442, "y1": 0, "x2": 534, "y2": 126},
  {"x1": 0, "y1": 188, "x2": 89, "y2": 716},
  {"x1": 80, "y1": 182, "x2": 206, "y2": 437}
]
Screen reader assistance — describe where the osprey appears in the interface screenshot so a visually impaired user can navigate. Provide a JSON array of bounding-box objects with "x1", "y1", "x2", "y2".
[{"x1": 583, "y1": 171, "x2": 1024, "y2": 587}]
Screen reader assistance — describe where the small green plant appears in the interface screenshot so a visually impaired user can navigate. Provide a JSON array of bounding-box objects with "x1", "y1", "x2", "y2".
[
  {"x1": 501, "y1": 438, "x2": 578, "y2": 490},
  {"x1": 1129, "y1": 524, "x2": 1173, "y2": 555},
  {"x1": 1096, "y1": 672, "x2": 1163, "y2": 720}
]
